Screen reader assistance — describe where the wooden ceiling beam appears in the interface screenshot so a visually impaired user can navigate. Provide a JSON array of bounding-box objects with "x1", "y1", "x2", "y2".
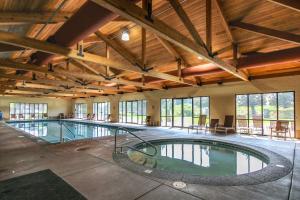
[
  {"x1": 95, "y1": 31, "x2": 144, "y2": 70},
  {"x1": 154, "y1": 35, "x2": 187, "y2": 65},
  {"x1": 0, "y1": 59, "x2": 162, "y2": 90},
  {"x1": 95, "y1": 31, "x2": 196, "y2": 86},
  {"x1": 0, "y1": 73, "x2": 123, "y2": 92},
  {"x1": 168, "y1": 0, "x2": 206, "y2": 47},
  {"x1": 90, "y1": 0, "x2": 248, "y2": 81},
  {"x1": 230, "y1": 21, "x2": 300, "y2": 45},
  {"x1": 69, "y1": 59, "x2": 102, "y2": 75},
  {"x1": 213, "y1": 0, "x2": 235, "y2": 43},
  {"x1": 0, "y1": 30, "x2": 142, "y2": 73},
  {"x1": 0, "y1": 43, "x2": 24, "y2": 53},
  {"x1": 0, "y1": 12, "x2": 72, "y2": 25},
  {"x1": 206, "y1": 0, "x2": 212, "y2": 53},
  {"x1": 265, "y1": 0, "x2": 300, "y2": 12}
]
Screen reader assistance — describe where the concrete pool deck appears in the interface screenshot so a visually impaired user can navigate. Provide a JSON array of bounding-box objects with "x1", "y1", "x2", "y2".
[{"x1": 0, "y1": 121, "x2": 299, "y2": 200}]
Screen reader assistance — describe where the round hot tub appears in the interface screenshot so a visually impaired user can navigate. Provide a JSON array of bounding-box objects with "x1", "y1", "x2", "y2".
[{"x1": 113, "y1": 138, "x2": 292, "y2": 186}]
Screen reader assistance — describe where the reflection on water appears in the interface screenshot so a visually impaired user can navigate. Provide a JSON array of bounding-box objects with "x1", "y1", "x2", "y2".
[
  {"x1": 161, "y1": 144, "x2": 210, "y2": 168},
  {"x1": 9, "y1": 121, "x2": 130, "y2": 143},
  {"x1": 132, "y1": 142, "x2": 268, "y2": 176}
]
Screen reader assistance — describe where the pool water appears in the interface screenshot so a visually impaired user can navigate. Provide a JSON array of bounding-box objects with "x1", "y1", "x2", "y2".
[
  {"x1": 7, "y1": 120, "x2": 139, "y2": 143},
  {"x1": 128, "y1": 140, "x2": 268, "y2": 176}
]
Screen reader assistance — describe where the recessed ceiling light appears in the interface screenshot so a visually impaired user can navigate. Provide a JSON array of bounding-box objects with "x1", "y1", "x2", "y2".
[{"x1": 121, "y1": 29, "x2": 130, "y2": 41}]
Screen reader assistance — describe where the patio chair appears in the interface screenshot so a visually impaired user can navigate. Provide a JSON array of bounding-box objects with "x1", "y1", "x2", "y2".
[
  {"x1": 205, "y1": 119, "x2": 219, "y2": 134},
  {"x1": 107, "y1": 114, "x2": 111, "y2": 122},
  {"x1": 215, "y1": 115, "x2": 235, "y2": 135},
  {"x1": 188, "y1": 115, "x2": 207, "y2": 133},
  {"x1": 43, "y1": 113, "x2": 48, "y2": 119},
  {"x1": 145, "y1": 116, "x2": 152, "y2": 126},
  {"x1": 271, "y1": 120, "x2": 291, "y2": 139},
  {"x1": 31, "y1": 113, "x2": 35, "y2": 120},
  {"x1": 10, "y1": 114, "x2": 17, "y2": 120},
  {"x1": 58, "y1": 113, "x2": 65, "y2": 119},
  {"x1": 87, "y1": 113, "x2": 91, "y2": 120},
  {"x1": 237, "y1": 119, "x2": 251, "y2": 134},
  {"x1": 252, "y1": 119, "x2": 263, "y2": 134},
  {"x1": 18, "y1": 114, "x2": 24, "y2": 120}
]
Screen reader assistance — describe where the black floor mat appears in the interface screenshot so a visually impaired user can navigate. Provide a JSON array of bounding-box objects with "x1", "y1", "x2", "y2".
[{"x1": 0, "y1": 169, "x2": 86, "y2": 200}]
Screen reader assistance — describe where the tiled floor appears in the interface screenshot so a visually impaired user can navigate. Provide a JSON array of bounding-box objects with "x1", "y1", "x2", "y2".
[{"x1": 0, "y1": 122, "x2": 299, "y2": 200}]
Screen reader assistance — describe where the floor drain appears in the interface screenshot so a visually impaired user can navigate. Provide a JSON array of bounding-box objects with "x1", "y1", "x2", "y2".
[{"x1": 173, "y1": 181, "x2": 186, "y2": 189}]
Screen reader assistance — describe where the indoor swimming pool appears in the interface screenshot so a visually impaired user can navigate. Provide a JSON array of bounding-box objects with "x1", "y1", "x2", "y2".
[{"x1": 7, "y1": 120, "x2": 140, "y2": 143}]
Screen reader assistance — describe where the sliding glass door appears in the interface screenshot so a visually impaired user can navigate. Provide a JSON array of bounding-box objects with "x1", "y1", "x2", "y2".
[
  {"x1": 93, "y1": 102, "x2": 110, "y2": 121},
  {"x1": 118, "y1": 100, "x2": 147, "y2": 124},
  {"x1": 9, "y1": 103, "x2": 47, "y2": 120},
  {"x1": 236, "y1": 92, "x2": 295, "y2": 137},
  {"x1": 75, "y1": 103, "x2": 87, "y2": 119},
  {"x1": 160, "y1": 97, "x2": 210, "y2": 128}
]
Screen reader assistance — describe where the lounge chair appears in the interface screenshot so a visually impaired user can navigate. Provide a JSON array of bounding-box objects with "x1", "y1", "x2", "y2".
[
  {"x1": 31, "y1": 114, "x2": 35, "y2": 120},
  {"x1": 205, "y1": 119, "x2": 219, "y2": 134},
  {"x1": 215, "y1": 115, "x2": 235, "y2": 135},
  {"x1": 43, "y1": 113, "x2": 48, "y2": 119},
  {"x1": 188, "y1": 115, "x2": 207, "y2": 133},
  {"x1": 271, "y1": 120, "x2": 290, "y2": 139}
]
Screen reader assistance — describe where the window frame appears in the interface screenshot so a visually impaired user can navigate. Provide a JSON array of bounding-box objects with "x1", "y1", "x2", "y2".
[
  {"x1": 9, "y1": 102, "x2": 48, "y2": 120},
  {"x1": 160, "y1": 96, "x2": 210, "y2": 128},
  {"x1": 118, "y1": 100, "x2": 147, "y2": 125},
  {"x1": 235, "y1": 91, "x2": 295, "y2": 137}
]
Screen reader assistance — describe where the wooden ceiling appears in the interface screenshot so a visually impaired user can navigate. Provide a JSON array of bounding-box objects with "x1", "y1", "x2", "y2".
[{"x1": 0, "y1": 0, "x2": 299, "y2": 98}]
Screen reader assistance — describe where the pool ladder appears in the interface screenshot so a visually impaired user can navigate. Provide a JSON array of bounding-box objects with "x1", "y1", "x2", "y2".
[{"x1": 114, "y1": 127, "x2": 157, "y2": 157}]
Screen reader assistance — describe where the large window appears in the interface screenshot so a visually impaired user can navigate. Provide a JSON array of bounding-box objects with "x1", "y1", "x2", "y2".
[
  {"x1": 93, "y1": 102, "x2": 110, "y2": 121},
  {"x1": 160, "y1": 97, "x2": 210, "y2": 127},
  {"x1": 9, "y1": 103, "x2": 47, "y2": 120},
  {"x1": 236, "y1": 92, "x2": 295, "y2": 137},
  {"x1": 75, "y1": 103, "x2": 87, "y2": 119},
  {"x1": 119, "y1": 100, "x2": 147, "y2": 124}
]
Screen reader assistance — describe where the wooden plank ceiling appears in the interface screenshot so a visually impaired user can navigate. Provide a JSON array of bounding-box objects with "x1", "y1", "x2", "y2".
[{"x1": 0, "y1": 0, "x2": 299, "y2": 98}]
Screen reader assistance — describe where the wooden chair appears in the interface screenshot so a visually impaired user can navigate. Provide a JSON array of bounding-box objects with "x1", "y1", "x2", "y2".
[
  {"x1": 252, "y1": 119, "x2": 263, "y2": 134},
  {"x1": 205, "y1": 119, "x2": 219, "y2": 134},
  {"x1": 188, "y1": 115, "x2": 207, "y2": 133},
  {"x1": 271, "y1": 120, "x2": 290, "y2": 139},
  {"x1": 215, "y1": 115, "x2": 235, "y2": 135},
  {"x1": 237, "y1": 119, "x2": 251, "y2": 134}
]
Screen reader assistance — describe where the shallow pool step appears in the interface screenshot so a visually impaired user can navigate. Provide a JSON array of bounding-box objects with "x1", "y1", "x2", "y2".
[
  {"x1": 143, "y1": 157, "x2": 157, "y2": 169},
  {"x1": 127, "y1": 151, "x2": 146, "y2": 165}
]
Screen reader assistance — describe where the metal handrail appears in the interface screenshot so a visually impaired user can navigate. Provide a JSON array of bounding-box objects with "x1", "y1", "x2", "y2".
[
  {"x1": 59, "y1": 121, "x2": 76, "y2": 142},
  {"x1": 62, "y1": 123, "x2": 76, "y2": 137},
  {"x1": 114, "y1": 127, "x2": 157, "y2": 157}
]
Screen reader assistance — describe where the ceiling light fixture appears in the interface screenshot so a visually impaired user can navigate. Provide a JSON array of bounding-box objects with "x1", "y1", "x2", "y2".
[{"x1": 121, "y1": 29, "x2": 130, "y2": 41}]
